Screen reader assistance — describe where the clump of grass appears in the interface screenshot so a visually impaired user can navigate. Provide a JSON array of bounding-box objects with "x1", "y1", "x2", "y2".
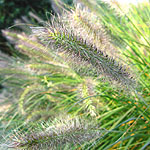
[{"x1": 1, "y1": 1, "x2": 150, "y2": 150}]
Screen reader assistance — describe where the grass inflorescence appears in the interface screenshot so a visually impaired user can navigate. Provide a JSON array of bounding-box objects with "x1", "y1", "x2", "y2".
[
  {"x1": 9, "y1": 116, "x2": 101, "y2": 150},
  {"x1": 30, "y1": 10, "x2": 135, "y2": 88}
]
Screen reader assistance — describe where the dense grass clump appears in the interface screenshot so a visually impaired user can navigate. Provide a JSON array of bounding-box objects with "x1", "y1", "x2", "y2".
[{"x1": 0, "y1": 0, "x2": 150, "y2": 150}]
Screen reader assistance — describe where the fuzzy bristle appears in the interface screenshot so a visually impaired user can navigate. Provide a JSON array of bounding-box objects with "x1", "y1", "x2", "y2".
[{"x1": 63, "y1": 7, "x2": 117, "y2": 57}]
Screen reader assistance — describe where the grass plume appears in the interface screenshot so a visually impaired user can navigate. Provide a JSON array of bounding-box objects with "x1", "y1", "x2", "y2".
[
  {"x1": 30, "y1": 11, "x2": 135, "y2": 87},
  {"x1": 9, "y1": 116, "x2": 102, "y2": 150}
]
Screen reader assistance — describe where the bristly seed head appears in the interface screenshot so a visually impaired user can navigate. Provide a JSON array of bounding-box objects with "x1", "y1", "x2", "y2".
[
  {"x1": 30, "y1": 8, "x2": 136, "y2": 88},
  {"x1": 9, "y1": 116, "x2": 101, "y2": 149}
]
